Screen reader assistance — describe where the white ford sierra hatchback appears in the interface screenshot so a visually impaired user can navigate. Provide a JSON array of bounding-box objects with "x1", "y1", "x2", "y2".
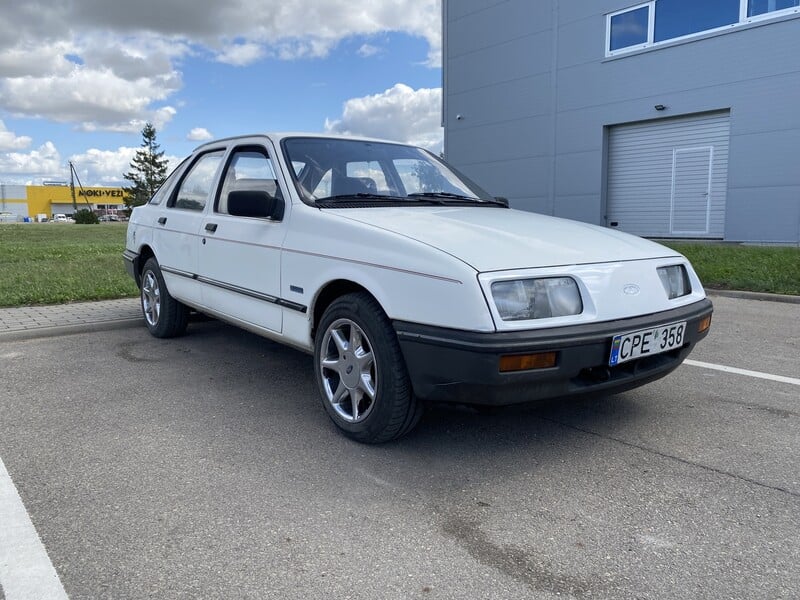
[{"x1": 124, "y1": 133, "x2": 713, "y2": 443}]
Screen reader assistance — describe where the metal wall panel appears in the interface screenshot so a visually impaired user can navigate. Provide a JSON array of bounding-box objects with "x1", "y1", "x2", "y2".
[
  {"x1": 444, "y1": 0, "x2": 800, "y2": 241},
  {"x1": 0, "y1": 185, "x2": 27, "y2": 200},
  {"x1": 0, "y1": 202, "x2": 28, "y2": 218}
]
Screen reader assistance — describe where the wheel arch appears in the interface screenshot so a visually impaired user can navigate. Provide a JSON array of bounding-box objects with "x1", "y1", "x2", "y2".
[
  {"x1": 311, "y1": 279, "x2": 382, "y2": 339},
  {"x1": 134, "y1": 244, "x2": 156, "y2": 287}
]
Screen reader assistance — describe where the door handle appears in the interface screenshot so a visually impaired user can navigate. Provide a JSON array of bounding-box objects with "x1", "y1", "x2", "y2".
[
  {"x1": 205, "y1": 223, "x2": 218, "y2": 232},
  {"x1": 157, "y1": 217, "x2": 167, "y2": 225}
]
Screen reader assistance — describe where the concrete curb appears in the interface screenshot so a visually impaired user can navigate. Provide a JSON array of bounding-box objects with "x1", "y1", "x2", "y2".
[
  {"x1": 706, "y1": 289, "x2": 800, "y2": 304},
  {"x1": 0, "y1": 318, "x2": 143, "y2": 343}
]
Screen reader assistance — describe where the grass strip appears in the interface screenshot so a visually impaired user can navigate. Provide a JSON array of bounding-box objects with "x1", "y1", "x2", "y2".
[
  {"x1": 0, "y1": 224, "x2": 798, "y2": 307},
  {"x1": 0, "y1": 223, "x2": 138, "y2": 307},
  {"x1": 663, "y1": 242, "x2": 800, "y2": 296}
]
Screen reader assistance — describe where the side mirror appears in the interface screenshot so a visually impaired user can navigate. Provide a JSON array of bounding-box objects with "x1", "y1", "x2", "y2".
[
  {"x1": 494, "y1": 196, "x2": 509, "y2": 208},
  {"x1": 228, "y1": 190, "x2": 284, "y2": 220}
]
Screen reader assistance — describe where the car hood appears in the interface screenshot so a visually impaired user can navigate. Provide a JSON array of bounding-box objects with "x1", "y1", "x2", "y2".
[{"x1": 333, "y1": 206, "x2": 679, "y2": 272}]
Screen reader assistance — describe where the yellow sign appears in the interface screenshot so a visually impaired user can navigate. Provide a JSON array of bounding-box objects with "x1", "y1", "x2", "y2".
[{"x1": 78, "y1": 188, "x2": 125, "y2": 198}]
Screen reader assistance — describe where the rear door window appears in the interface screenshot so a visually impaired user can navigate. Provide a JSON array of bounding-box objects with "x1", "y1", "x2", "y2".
[{"x1": 170, "y1": 151, "x2": 225, "y2": 211}]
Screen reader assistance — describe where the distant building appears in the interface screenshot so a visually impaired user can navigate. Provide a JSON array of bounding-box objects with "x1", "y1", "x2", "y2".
[
  {"x1": 0, "y1": 184, "x2": 126, "y2": 220},
  {"x1": 443, "y1": 0, "x2": 800, "y2": 243}
]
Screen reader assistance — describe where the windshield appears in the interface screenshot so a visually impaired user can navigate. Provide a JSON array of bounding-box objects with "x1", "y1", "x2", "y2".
[{"x1": 281, "y1": 137, "x2": 494, "y2": 206}]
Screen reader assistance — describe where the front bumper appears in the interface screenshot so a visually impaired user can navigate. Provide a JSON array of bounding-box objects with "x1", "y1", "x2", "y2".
[{"x1": 394, "y1": 298, "x2": 712, "y2": 405}]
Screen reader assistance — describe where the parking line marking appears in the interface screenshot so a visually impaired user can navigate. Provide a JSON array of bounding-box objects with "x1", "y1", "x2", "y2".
[
  {"x1": 0, "y1": 457, "x2": 69, "y2": 600},
  {"x1": 684, "y1": 359, "x2": 800, "y2": 387}
]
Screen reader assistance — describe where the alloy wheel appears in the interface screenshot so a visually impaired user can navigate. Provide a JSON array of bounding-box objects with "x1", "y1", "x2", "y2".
[
  {"x1": 141, "y1": 270, "x2": 161, "y2": 327},
  {"x1": 319, "y1": 318, "x2": 377, "y2": 423}
]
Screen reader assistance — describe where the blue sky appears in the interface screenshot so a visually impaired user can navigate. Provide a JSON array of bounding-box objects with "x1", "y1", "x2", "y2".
[{"x1": 0, "y1": 1, "x2": 442, "y2": 186}]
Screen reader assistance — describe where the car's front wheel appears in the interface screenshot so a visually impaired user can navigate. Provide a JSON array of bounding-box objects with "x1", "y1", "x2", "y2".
[
  {"x1": 140, "y1": 257, "x2": 189, "y2": 338},
  {"x1": 314, "y1": 292, "x2": 422, "y2": 443}
]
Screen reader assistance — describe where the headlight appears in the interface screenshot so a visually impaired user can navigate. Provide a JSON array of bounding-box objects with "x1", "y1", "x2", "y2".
[
  {"x1": 657, "y1": 265, "x2": 691, "y2": 299},
  {"x1": 491, "y1": 277, "x2": 583, "y2": 321}
]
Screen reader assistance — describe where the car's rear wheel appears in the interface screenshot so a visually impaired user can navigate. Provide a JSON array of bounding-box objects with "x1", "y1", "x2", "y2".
[
  {"x1": 314, "y1": 292, "x2": 422, "y2": 443},
  {"x1": 140, "y1": 257, "x2": 189, "y2": 338}
]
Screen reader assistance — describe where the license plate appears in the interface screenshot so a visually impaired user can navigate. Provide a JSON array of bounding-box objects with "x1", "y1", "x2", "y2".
[{"x1": 609, "y1": 321, "x2": 687, "y2": 366}]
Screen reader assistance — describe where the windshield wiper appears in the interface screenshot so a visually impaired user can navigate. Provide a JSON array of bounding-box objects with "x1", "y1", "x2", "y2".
[
  {"x1": 407, "y1": 192, "x2": 508, "y2": 206},
  {"x1": 407, "y1": 192, "x2": 477, "y2": 201},
  {"x1": 318, "y1": 192, "x2": 503, "y2": 207},
  {"x1": 321, "y1": 193, "x2": 406, "y2": 202}
]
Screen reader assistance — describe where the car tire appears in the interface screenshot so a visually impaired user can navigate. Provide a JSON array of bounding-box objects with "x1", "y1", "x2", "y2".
[
  {"x1": 314, "y1": 292, "x2": 422, "y2": 443},
  {"x1": 140, "y1": 257, "x2": 189, "y2": 338}
]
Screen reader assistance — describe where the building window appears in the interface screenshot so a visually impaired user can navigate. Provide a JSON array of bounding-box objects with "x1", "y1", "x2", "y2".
[
  {"x1": 609, "y1": 4, "x2": 652, "y2": 51},
  {"x1": 607, "y1": 0, "x2": 800, "y2": 55},
  {"x1": 748, "y1": 0, "x2": 800, "y2": 16},
  {"x1": 654, "y1": 0, "x2": 739, "y2": 41}
]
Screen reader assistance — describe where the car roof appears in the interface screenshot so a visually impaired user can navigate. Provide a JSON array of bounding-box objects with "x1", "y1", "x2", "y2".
[{"x1": 191, "y1": 132, "x2": 405, "y2": 153}]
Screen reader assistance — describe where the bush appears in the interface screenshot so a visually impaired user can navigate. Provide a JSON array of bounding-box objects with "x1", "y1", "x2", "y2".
[{"x1": 74, "y1": 209, "x2": 100, "y2": 224}]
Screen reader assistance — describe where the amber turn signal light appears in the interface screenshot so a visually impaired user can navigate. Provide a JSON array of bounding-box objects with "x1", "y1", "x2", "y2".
[
  {"x1": 499, "y1": 352, "x2": 557, "y2": 373},
  {"x1": 698, "y1": 315, "x2": 712, "y2": 333}
]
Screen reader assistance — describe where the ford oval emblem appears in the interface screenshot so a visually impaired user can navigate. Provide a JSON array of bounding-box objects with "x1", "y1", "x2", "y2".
[{"x1": 623, "y1": 284, "x2": 640, "y2": 296}]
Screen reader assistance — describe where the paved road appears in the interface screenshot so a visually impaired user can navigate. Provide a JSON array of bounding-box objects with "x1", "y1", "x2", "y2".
[{"x1": 0, "y1": 296, "x2": 798, "y2": 599}]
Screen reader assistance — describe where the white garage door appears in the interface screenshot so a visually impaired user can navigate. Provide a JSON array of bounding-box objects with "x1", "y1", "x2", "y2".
[{"x1": 607, "y1": 111, "x2": 730, "y2": 238}]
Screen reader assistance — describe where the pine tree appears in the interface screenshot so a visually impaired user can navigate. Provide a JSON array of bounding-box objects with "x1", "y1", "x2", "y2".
[{"x1": 123, "y1": 123, "x2": 169, "y2": 210}]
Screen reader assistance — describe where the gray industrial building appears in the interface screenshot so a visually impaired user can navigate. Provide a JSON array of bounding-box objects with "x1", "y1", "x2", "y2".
[{"x1": 443, "y1": 0, "x2": 800, "y2": 243}]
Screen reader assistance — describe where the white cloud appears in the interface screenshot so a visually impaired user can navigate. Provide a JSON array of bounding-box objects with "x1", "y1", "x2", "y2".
[
  {"x1": 0, "y1": 142, "x2": 128, "y2": 185},
  {"x1": 357, "y1": 43, "x2": 382, "y2": 58},
  {"x1": 0, "y1": 121, "x2": 32, "y2": 151},
  {"x1": 68, "y1": 146, "x2": 138, "y2": 186},
  {"x1": 216, "y1": 42, "x2": 265, "y2": 66},
  {"x1": 187, "y1": 127, "x2": 214, "y2": 141},
  {"x1": 0, "y1": 142, "x2": 62, "y2": 182},
  {"x1": 325, "y1": 83, "x2": 443, "y2": 152},
  {"x1": 0, "y1": 1, "x2": 441, "y2": 131},
  {"x1": 68, "y1": 146, "x2": 182, "y2": 186},
  {"x1": 0, "y1": 141, "x2": 184, "y2": 186},
  {"x1": 0, "y1": 43, "x2": 180, "y2": 132},
  {"x1": 0, "y1": 42, "x2": 76, "y2": 78}
]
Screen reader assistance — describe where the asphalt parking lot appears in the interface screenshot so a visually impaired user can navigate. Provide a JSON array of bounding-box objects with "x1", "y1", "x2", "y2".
[{"x1": 1, "y1": 295, "x2": 798, "y2": 599}]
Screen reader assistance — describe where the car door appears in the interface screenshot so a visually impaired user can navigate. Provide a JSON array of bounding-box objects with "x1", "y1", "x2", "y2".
[
  {"x1": 152, "y1": 149, "x2": 226, "y2": 306},
  {"x1": 197, "y1": 143, "x2": 288, "y2": 333}
]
